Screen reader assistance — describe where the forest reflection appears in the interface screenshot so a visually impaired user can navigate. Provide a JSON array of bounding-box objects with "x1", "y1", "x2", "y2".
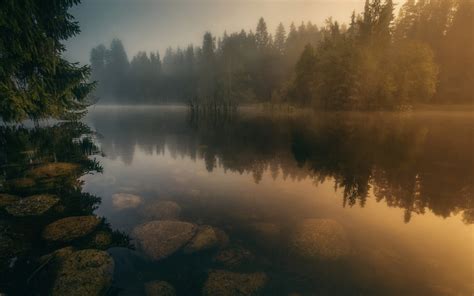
[{"x1": 87, "y1": 108, "x2": 473, "y2": 225}]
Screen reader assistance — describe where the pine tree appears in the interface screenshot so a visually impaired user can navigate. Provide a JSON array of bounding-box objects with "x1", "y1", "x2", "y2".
[
  {"x1": 255, "y1": 18, "x2": 270, "y2": 50},
  {"x1": 274, "y1": 23, "x2": 287, "y2": 55},
  {"x1": 0, "y1": 0, "x2": 94, "y2": 122}
]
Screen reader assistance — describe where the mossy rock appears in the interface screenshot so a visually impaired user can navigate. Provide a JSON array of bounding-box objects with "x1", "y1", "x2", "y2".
[
  {"x1": 27, "y1": 162, "x2": 80, "y2": 179},
  {"x1": 184, "y1": 225, "x2": 225, "y2": 254},
  {"x1": 5, "y1": 177, "x2": 36, "y2": 190},
  {"x1": 132, "y1": 220, "x2": 197, "y2": 261},
  {"x1": 42, "y1": 216, "x2": 102, "y2": 243},
  {"x1": 144, "y1": 280, "x2": 176, "y2": 296},
  {"x1": 51, "y1": 249, "x2": 114, "y2": 296},
  {"x1": 290, "y1": 219, "x2": 350, "y2": 260},
  {"x1": 140, "y1": 200, "x2": 181, "y2": 220},
  {"x1": 5, "y1": 194, "x2": 59, "y2": 217},
  {"x1": 0, "y1": 193, "x2": 20, "y2": 208},
  {"x1": 202, "y1": 270, "x2": 268, "y2": 296}
]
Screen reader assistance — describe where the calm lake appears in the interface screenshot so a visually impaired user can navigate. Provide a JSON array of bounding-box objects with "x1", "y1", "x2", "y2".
[{"x1": 1, "y1": 106, "x2": 473, "y2": 295}]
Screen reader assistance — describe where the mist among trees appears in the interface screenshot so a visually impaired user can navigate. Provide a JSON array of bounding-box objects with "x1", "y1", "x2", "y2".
[{"x1": 90, "y1": 0, "x2": 473, "y2": 110}]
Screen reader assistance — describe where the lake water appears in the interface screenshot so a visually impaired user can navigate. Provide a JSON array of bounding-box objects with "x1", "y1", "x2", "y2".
[{"x1": 1, "y1": 106, "x2": 473, "y2": 295}]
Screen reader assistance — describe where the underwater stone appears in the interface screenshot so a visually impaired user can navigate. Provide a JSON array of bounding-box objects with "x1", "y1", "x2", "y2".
[
  {"x1": 5, "y1": 194, "x2": 59, "y2": 217},
  {"x1": 140, "y1": 200, "x2": 181, "y2": 220},
  {"x1": 132, "y1": 220, "x2": 197, "y2": 261},
  {"x1": 213, "y1": 247, "x2": 254, "y2": 268},
  {"x1": 144, "y1": 280, "x2": 176, "y2": 296},
  {"x1": 0, "y1": 193, "x2": 20, "y2": 208},
  {"x1": 202, "y1": 270, "x2": 268, "y2": 296},
  {"x1": 183, "y1": 225, "x2": 220, "y2": 254},
  {"x1": 42, "y1": 216, "x2": 102, "y2": 243},
  {"x1": 51, "y1": 249, "x2": 114, "y2": 296},
  {"x1": 112, "y1": 193, "x2": 143, "y2": 209},
  {"x1": 27, "y1": 162, "x2": 80, "y2": 178},
  {"x1": 290, "y1": 218, "x2": 350, "y2": 260}
]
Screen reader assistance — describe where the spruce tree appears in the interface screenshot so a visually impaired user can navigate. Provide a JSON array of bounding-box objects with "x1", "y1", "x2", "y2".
[{"x1": 0, "y1": 0, "x2": 94, "y2": 122}]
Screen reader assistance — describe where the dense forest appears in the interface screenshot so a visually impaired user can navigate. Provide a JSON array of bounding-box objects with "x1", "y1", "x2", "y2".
[{"x1": 90, "y1": 0, "x2": 473, "y2": 110}]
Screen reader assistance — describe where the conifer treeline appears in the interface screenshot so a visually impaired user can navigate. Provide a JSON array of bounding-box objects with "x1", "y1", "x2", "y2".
[{"x1": 90, "y1": 0, "x2": 473, "y2": 109}]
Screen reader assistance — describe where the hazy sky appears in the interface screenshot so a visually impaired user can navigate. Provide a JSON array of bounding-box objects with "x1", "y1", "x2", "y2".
[{"x1": 66, "y1": 0, "x2": 371, "y2": 64}]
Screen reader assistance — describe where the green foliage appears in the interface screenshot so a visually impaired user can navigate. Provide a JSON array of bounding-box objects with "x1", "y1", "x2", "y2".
[{"x1": 0, "y1": 0, "x2": 94, "y2": 122}]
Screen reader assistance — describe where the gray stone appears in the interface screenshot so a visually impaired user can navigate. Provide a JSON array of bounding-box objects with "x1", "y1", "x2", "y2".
[
  {"x1": 202, "y1": 270, "x2": 267, "y2": 296},
  {"x1": 213, "y1": 247, "x2": 254, "y2": 268},
  {"x1": 51, "y1": 249, "x2": 114, "y2": 296},
  {"x1": 42, "y1": 216, "x2": 102, "y2": 243},
  {"x1": 132, "y1": 220, "x2": 197, "y2": 261},
  {"x1": 5, "y1": 194, "x2": 59, "y2": 217},
  {"x1": 290, "y1": 219, "x2": 350, "y2": 260}
]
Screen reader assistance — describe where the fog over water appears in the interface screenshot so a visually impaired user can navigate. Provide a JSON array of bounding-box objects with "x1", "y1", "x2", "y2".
[{"x1": 65, "y1": 0, "x2": 368, "y2": 63}]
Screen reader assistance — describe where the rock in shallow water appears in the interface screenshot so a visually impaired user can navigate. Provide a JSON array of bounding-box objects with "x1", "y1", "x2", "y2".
[
  {"x1": 51, "y1": 249, "x2": 114, "y2": 296},
  {"x1": 140, "y1": 200, "x2": 181, "y2": 220},
  {"x1": 202, "y1": 270, "x2": 267, "y2": 296},
  {"x1": 27, "y1": 162, "x2": 80, "y2": 178},
  {"x1": 42, "y1": 216, "x2": 102, "y2": 243},
  {"x1": 112, "y1": 193, "x2": 143, "y2": 209},
  {"x1": 144, "y1": 280, "x2": 176, "y2": 296},
  {"x1": 0, "y1": 193, "x2": 20, "y2": 208},
  {"x1": 132, "y1": 220, "x2": 197, "y2": 261},
  {"x1": 290, "y1": 218, "x2": 350, "y2": 260},
  {"x1": 184, "y1": 225, "x2": 220, "y2": 254},
  {"x1": 5, "y1": 194, "x2": 59, "y2": 217}
]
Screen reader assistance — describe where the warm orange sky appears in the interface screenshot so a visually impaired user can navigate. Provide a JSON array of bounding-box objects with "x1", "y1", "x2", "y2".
[{"x1": 66, "y1": 0, "x2": 376, "y2": 63}]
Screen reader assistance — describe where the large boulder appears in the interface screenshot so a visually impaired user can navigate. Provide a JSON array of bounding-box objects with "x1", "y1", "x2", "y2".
[
  {"x1": 183, "y1": 225, "x2": 220, "y2": 254},
  {"x1": 42, "y1": 216, "x2": 102, "y2": 243},
  {"x1": 131, "y1": 220, "x2": 197, "y2": 261},
  {"x1": 290, "y1": 219, "x2": 350, "y2": 260},
  {"x1": 140, "y1": 200, "x2": 181, "y2": 220},
  {"x1": 202, "y1": 270, "x2": 267, "y2": 296},
  {"x1": 112, "y1": 193, "x2": 143, "y2": 210},
  {"x1": 51, "y1": 249, "x2": 114, "y2": 296},
  {"x1": 5, "y1": 194, "x2": 59, "y2": 217},
  {"x1": 144, "y1": 280, "x2": 176, "y2": 296}
]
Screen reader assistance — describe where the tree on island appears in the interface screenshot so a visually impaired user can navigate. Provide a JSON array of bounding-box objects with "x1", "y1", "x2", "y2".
[{"x1": 0, "y1": 0, "x2": 94, "y2": 122}]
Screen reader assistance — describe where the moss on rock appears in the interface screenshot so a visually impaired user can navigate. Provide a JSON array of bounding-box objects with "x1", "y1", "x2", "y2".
[
  {"x1": 51, "y1": 249, "x2": 114, "y2": 296},
  {"x1": 5, "y1": 194, "x2": 59, "y2": 217},
  {"x1": 42, "y1": 216, "x2": 102, "y2": 243}
]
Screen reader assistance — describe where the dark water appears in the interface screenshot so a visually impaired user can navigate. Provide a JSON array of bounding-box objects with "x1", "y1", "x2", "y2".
[{"x1": 1, "y1": 106, "x2": 473, "y2": 295}]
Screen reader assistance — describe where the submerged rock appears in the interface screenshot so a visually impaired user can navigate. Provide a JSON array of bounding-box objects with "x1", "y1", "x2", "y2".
[
  {"x1": 132, "y1": 220, "x2": 197, "y2": 261},
  {"x1": 144, "y1": 280, "x2": 176, "y2": 296},
  {"x1": 51, "y1": 249, "x2": 114, "y2": 296},
  {"x1": 202, "y1": 270, "x2": 267, "y2": 296},
  {"x1": 27, "y1": 162, "x2": 80, "y2": 178},
  {"x1": 290, "y1": 219, "x2": 350, "y2": 260},
  {"x1": 112, "y1": 193, "x2": 143, "y2": 209},
  {"x1": 213, "y1": 247, "x2": 254, "y2": 268},
  {"x1": 42, "y1": 216, "x2": 102, "y2": 243},
  {"x1": 184, "y1": 225, "x2": 220, "y2": 254},
  {"x1": 4, "y1": 177, "x2": 36, "y2": 190},
  {"x1": 0, "y1": 193, "x2": 20, "y2": 208},
  {"x1": 5, "y1": 194, "x2": 59, "y2": 217},
  {"x1": 140, "y1": 200, "x2": 181, "y2": 220}
]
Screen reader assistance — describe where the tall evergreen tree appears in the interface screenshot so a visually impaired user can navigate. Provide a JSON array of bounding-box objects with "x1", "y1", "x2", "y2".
[{"x1": 0, "y1": 0, "x2": 94, "y2": 122}]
